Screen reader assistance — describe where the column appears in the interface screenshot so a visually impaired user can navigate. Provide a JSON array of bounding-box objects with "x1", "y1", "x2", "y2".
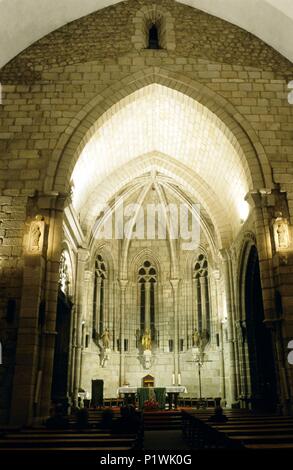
[
  {"x1": 94, "y1": 278, "x2": 101, "y2": 335},
  {"x1": 221, "y1": 250, "x2": 237, "y2": 405},
  {"x1": 73, "y1": 248, "x2": 89, "y2": 402},
  {"x1": 247, "y1": 190, "x2": 292, "y2": 412},
  {"x1": 199, "y1": 276, "x2": 207, "y2": 331},
  {"x1": 9, "y1": 253, "x2": 45, "y2": 425},
  {"x1": 145, "y1": 282, "x2": 151, "y2": 331},
  {"x1": 193, "y1": 277, "x2": 198, "y2": 331},
  {"x1": 170, "y1": 279, "x2": 180, "y2": 384},
  {"x1": 10, "y1": 193, "x2": 67, "y2": 425},
  {"x1": 104, "y1": 278, "x2": 109, "y2": 327},
  {"x1": 85, "y1": 271, "x2": 95, "y2": 340},
  {"x1": 119, "y1": 280, "x2": 128, "y2": 386}
]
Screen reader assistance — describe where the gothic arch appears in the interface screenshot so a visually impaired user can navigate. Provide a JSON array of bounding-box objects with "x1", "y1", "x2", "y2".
[
  {"x1": 90, "y1": 243, "x2": 115, "y2": 282},
  {"x1": 128, "y1": 248, "x2": 161, "y2": 283},
  {"x1": 88, "y1": 153, "x2": 226, "y2": 251},
  {"x1": 184, "y1": 245, "x2": 214, "y2": 280},
  {"x1": 237, "y1": 232, "x2": 257, "y2": 323},
  {"x1": 46, "y1": 67, "x2": 273, "y2": 195}
]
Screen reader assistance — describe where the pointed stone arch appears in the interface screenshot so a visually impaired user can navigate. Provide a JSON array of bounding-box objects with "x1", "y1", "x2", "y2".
[{"x1": 46, "y1": 67, "x2": 273, "y2": 196}]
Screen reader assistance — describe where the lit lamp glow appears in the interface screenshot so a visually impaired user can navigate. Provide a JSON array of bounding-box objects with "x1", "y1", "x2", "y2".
[{"x1": 239, "y1": 200, "x2": 250, "y2": 224}]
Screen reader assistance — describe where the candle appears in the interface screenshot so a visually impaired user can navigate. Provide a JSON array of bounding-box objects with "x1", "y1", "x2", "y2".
[
  {"x1": 178, "y1": 373, "x2": 181, "y2": 386},
  {"x1": 172, "y1": 373, "x2": 175, "y2": 385}
]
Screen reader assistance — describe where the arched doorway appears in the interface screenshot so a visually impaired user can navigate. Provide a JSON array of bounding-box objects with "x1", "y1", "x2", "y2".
[{"x1": 245, "y1": 246, "x2": 277, "y2": 411}]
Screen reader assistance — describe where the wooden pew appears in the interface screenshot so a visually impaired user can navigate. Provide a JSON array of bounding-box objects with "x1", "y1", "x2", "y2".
[{"x1": 182, "y1": 409, "x2": 293, "y2": 450}]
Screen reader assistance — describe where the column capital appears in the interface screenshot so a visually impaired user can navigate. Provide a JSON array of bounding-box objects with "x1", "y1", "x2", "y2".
[
  {"x1": 77, "y1": 247, "x2": 90, "y2": 263},
  {"x1": 29, "y1": 190, "x2": 69, "y2": 212},
  {"x1": 84, "y1": 270, "x2": 93, "y2": 282},
  {"x1": 245, "y1": 189, "x2": 275, "y2": 209}
]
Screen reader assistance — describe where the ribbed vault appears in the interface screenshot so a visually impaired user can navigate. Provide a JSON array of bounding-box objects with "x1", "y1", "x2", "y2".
[{"x1": 71, "y1": 84, "x2": 251, "y2": 248}]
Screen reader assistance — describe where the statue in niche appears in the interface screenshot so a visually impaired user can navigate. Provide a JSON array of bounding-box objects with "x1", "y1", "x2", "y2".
[
  {"x1": 142, "y1": 330, "x2": 152, "y2": 351},
  {"x1": 28, "y1": 215, "x2": 44, "y2": 254},
  {"x1": 101, "y1": 328, "x2": 111, "y2": 350},
  {"x1": 277, "y1": 223, "x2": 288, "y2": 248},
  {"x1": 192, "y1": 328, "x2": 210, "y2": 352},
  {"x1": 31, "y1": 224, "x2": 41, "y2": 250},
  {"x1": 274, "y1": 217, "x2": 290, "y2": 250},
  {"x1": 192, "y1": 328, "x2": 202, "y2": 349}
]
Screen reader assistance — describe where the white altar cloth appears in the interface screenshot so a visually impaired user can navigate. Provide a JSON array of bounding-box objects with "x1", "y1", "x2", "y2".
[{"x1": 117, "y1": 386, "x2": 187, "y2": 395}]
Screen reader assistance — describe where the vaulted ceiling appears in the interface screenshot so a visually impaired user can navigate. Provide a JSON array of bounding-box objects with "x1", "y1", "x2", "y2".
[
  {"x1": 71, "y1": 84, "x2": 251, "y2": 247},
  {"x1": 1, "y1": 0, "x2": 293, "y2": 69}
]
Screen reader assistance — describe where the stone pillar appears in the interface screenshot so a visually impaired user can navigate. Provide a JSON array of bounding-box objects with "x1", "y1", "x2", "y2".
[
  {"x1": 94, "y1": 278, "x2": 101, "y2": 335},
  {"x1": 220, "y1": 321, "x2": 226, "y2": 401},
  {"x1": 199, "y1": 276, "x2": 207, "y2": 331},
  {"x1": 9, "y1": 253, "x2": 45, "y2": 425},
  {"x1": 85, "y1": 271, "x2": 94, "y2": 338},
  {"x1": 10, "y1": 193, "x2": 66, "y2": 425},
  {"x1": 119, "y1": 280, "x2": 128, "y2": 386},
  {"x1": 39, "y1": 195, "x2": 67, "y2": 420},
  {"x1": 221, "y1": 251, "x2": 237, "y2": 405},
  {"x1": 73, "y1": 248, "x2": 89, "y2": 402},
  {"x1": 104, "y1": 278, "x2": 108, "y2": 327},
  {"x1": 193, "y1": 277, "x2": 198, "y2": 331},
  {"x1": 170, "y1": 279, "x2": 180, "y2": 384},
  {"x1": 79, "y1": 270, "x2": 92, "y2": 390},
  {"x1": 247, "y1": 189, "x2": 293, "y2": 412},
  {"x1": 68, "y1": 304, "x2": 76, "y2": 397},
  {"x1": 145, "y1": 282, "x2": 151, "y2": 331}
]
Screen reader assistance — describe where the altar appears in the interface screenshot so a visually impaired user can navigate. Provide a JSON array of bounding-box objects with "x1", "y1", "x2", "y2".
[{"x1": 117, "y1": 386, "x2": 187, "y2": 410}]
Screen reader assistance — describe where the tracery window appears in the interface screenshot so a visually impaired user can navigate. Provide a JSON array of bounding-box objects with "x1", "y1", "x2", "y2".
[{"x1": 138, "y1": 261, "x2": 157, "y2": 338}]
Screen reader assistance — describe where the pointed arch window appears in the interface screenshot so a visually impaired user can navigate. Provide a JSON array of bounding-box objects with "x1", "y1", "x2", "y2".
[
  {"x1": 194, "y1": 254, "x2": 211, "y2": 337},
  {"x1": 138, "y1": 261, "x2": 157, "y2": 338},
  {"x1": 93, "y1": 255, "x2": 107, "y2": 340}
]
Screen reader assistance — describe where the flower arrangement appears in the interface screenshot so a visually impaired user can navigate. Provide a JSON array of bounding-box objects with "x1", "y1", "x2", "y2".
[{"x1": 144, "y1": 399, "x2": 159, "y2": 411}]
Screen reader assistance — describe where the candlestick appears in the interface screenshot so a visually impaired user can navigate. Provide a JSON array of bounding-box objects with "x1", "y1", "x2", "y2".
[
  {"x1": 172, "y1": 373, "x2": 175, "y2": 385},
  {"x1": 178, "y1": 373, "x2": 181, "y2": 386}
]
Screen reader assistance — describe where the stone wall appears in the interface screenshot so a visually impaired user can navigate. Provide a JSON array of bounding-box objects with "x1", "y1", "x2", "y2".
[{"x1": 0, "y1": 0, "x2": 292, "y2": 422}]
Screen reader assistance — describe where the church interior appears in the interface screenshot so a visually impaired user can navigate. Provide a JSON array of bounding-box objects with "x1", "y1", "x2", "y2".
[{"x1": 0, "y1": 0, "x2": 293, "y2": 455}]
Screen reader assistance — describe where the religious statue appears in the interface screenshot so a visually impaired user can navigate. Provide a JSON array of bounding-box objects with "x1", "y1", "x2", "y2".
[
  {"x1": 100, "y1": 329, "x2": 111, "y2": 368},
  {"x1": 277, "y1": 223, "x2": 288, "y2": 248},
  {"x1": 142, "y1": 330, "x2": 152, "y2": 351},
  {"x1": 31, "y1": 224, "x2": 41, "y2": 251},
  {"x1": 101, "y1": 328, "x2": 110, "y2": 350},
  {"x1": 274, "y1": 217, "x2": 290, "y2": 251},
  {"x1": 192, "y1": 328, "x2": 202, "y2": 349},
  {"x1": 27, "y1": 215, "x2": 45, "y2": 254}
]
